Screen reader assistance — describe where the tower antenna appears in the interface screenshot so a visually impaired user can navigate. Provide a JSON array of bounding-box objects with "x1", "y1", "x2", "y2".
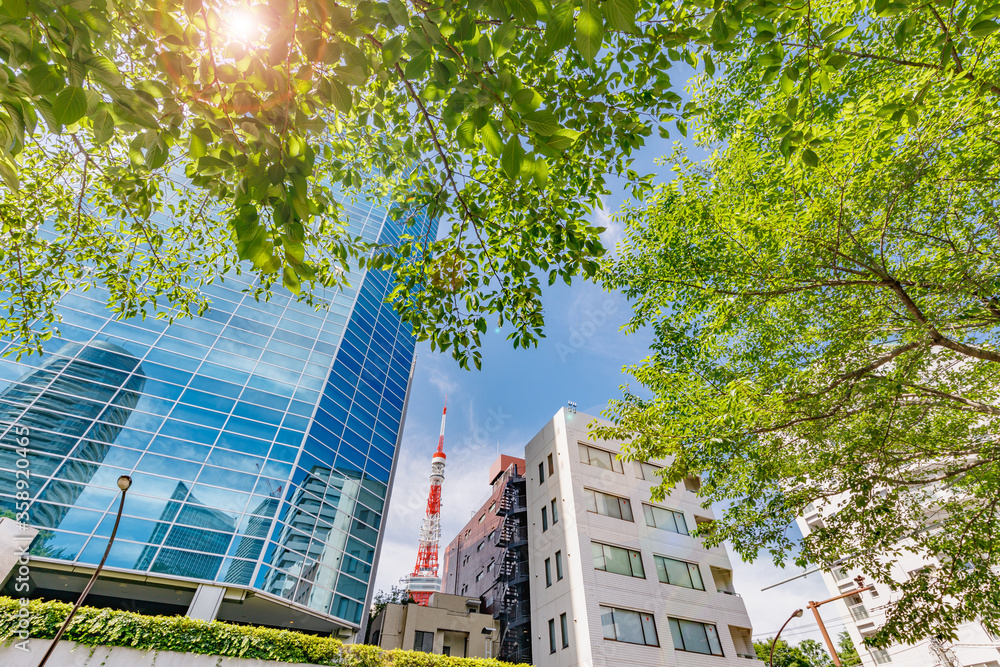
[{"x1": 402, "y1": 402, "x2": 447, "y2": 605}]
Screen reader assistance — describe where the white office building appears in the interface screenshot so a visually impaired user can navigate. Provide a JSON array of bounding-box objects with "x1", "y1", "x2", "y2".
[
  {"x1": 524, "y1": 407, "x2": 756, "y2": 667},
  {"x1": 798, "y1": 502, "x2": 1000, "y2": 667}
]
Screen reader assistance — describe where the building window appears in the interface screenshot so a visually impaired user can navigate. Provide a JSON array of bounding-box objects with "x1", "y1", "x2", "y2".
[
  {"x1": 548, "y1": 453, "x2": 555, "y2": 476},
  {"x1": 556, "y1": 550, "x2": 564, "y2": 580},
  {"x1": 600, "y1": 606, "x2": 659, "y2": 646},
  {"x1": 476, "y1": 571, "x2": 483, "y2": 582},
  {"x1": 579, "y1": 443, "x2": 624, "y2": 473},
  {"x1": 478, "y1": 513, "x2": 485, "y2": 524},
  {"x1": 549, "y1": 619, "x2": 557, "y2": 654},
  {"x1": 461, "y1": 584, "x2": 468, "y2": 594},
  {"x1": 668, "y1": 618, "x2": 723, "y2": 656},
  {"x1": 545, "y1": 557, "x2": 552, "y2": 587},
  {"x1": 654, "y1": 555, "x2": 704, "y2": 590},
  {"x1": 643, "y1": 504, "x2": 689, "y2": 534},
  {"x1": 872, "y1": 650, "x2": 892, "y2": 664},
  {"x1": 585, "y1": 488, "x2": 634, "y2": 521},
  {"x1": 542, "y1": 506, "x2": 548, "y2": 531},
  {"x1": 488, "y1": 530, "x2": 495, "y2": 543},
  {"x1": 551, "y1": 499, "x2": 559, "y2": 524},
  {"x1": 560, "y1": 612, "x2": 569, "y2": 648},
  {"x1": 636, "y1": 461, "x2": 662, "y2": 481},
  {"x1": 487, "y1": 560, "x2": 494, "y2": 572},
  {"x1": 489, "y1": 501, "x2": 496, "y2": 513},
  {"x1": 831, "y1": 566, "x2": 850, "y2": 581},
  {"x1": 539, "y1": 462, "x2": 545, "y2": 483},
  {"x1": 463, "y1": 554, "x2": 470, "y2": 565},
  {"x1": 414, "y1": 630, "x2": 434, "y2": 652},
  {"x1": 477, "y1": 541, "x2": 484, "y2": 551},
  {"x1": 592, "y1": 542, "x2": 645, "y2": 578}
]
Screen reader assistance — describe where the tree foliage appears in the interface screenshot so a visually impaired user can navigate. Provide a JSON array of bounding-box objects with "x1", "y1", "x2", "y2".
[
  {"x1": 753, "y1": 637, "x2": 833, "y2": 667},
  {"x1": 837, "y1": 632, "x2": 861, "y2": 667},
  {"x1": 0, "y1": 0, "x2": 702, "y2": 367},
  {"x1": 596, "y1": 0, "x2": 1000, "y2": 648}
]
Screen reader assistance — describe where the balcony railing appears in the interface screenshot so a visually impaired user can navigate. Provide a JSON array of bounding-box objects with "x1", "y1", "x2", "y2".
[
  {"x1": 717, "y1": 589, "x2": 741, "y2": 597},
  {"x1": 849, "y1": 603, "x2": 869, "y2": 621},
  {"x1": 736, "y1": 653, "x2": 761, "y2": 660}
]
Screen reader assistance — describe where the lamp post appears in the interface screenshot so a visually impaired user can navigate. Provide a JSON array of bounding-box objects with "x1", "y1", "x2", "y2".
[
  {"x1": 770, "y1": 608, "x2": 805, "y2": 667},
  {"x1": 807, "y1": 576, "x2": 874, "y2": 667},
  {"x1": 37, "y1": 475, "x2": 132, "y2": 667}
]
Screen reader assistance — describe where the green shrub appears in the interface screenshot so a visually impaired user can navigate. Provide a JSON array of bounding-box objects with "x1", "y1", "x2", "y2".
[{"x1": 0, "y1": 597, "x2": 516, "y2": 667}]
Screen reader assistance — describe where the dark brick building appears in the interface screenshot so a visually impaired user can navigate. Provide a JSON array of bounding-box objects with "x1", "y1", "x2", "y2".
[{"x1": 441, "y1": 455, "x2": 531, "y2": 663}]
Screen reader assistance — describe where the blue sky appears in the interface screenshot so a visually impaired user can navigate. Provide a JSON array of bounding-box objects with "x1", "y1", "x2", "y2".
[{"x1": 372, "y1": 104, "x2": 844, "y2": 642}]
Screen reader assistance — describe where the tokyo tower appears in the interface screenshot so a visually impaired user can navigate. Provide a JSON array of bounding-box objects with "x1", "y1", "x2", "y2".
[{"x1": 404, "y1": 403, "x2": 448, "y2": 605}]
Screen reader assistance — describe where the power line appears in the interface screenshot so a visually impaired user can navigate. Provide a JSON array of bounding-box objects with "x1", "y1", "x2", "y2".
[{"x1": 752, "y1": 612, "x2": 855, "y2": 639}]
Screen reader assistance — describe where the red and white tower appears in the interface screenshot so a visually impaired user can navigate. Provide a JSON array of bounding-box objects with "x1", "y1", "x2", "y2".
[{"x1": 403, "y1": 404, "x2": 447, "y2": 605}]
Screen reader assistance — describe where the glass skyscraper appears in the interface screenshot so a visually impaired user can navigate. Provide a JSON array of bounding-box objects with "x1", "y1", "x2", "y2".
[{"x1": 0, "y1": 196, "x2": 432, "y2": 634}]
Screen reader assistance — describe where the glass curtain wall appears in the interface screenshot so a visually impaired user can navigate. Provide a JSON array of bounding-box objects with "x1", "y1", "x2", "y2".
[{"x1": 0, "y1": 195, "x2": 432, "y2": 627}]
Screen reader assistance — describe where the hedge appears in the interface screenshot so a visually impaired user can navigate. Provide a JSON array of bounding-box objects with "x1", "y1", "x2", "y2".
[{"x1": 0, "y1": 597, "x2": 516, "y2": 667}]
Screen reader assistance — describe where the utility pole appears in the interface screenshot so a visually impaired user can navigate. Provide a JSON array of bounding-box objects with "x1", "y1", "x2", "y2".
[{"x1": 807, "y1": 576, "x2": 873, "y2": 667}]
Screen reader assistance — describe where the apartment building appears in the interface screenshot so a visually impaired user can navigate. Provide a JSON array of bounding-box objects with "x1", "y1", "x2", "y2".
[
  {"x1": 798, "y1": 504, "x2": 1000, "y2": 667},
  {"x1": 444, "y1": 407, "x2": 755, "y2": 667},
  {"x1": 441, "y1": 455, "x2": 531, "y2": 663}
]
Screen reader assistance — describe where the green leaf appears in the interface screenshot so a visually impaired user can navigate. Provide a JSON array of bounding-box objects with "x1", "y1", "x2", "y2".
[
  {"x1": 704, "y1": 52, "x2": 715, "y2": 77},
  {"x1": 545, "y1": 1, "x2": 575, "y2": 51},
  {"x1": 508, "y1": 0, "x2": 537, "y2": 23},
  {"x1": 456, "y1": 119, "x2": 477, "y2": 149},
  {"x1": 0, "y1": 156, "x2": 18, "y2": 190},
  {"x1": 576, "y1": 0, "x2": 604, "y2": 63},
  {"x1": 493, "y1": 22, "x2": 516, "y2": 57},
  {"x1": 388, "y1": 0, "x2": 408, "y2": 25},
  {"x1": 329, "y1": 79, "x2": 352, "y2": 113},
  {"x1": 86, "y1": 56, "x2": 122, "y2": 86},
  {"x1": 481, "y1": 120, "x2": 503, "y2": 157},
  {"x1": 542, "y1": 127, "x2": 581, "y2": 150},
  {"x1": 969, "y1": 19, "x2": 1000, "y2": 37},
  {"x1": 92, "y1": 109, "x2": 115, "y2": 144},
  {"x1": 523, "y1": 109, "x2": 559, "y2": 136},
  {"x1": 602, "y1": 0, "x2": 636, "y2": 32},
  {"x1": 283, "y1": 265, "x2": 301, "y2": 293},
  {"x1": 52, "y1": 87, "x2": 87, "y2": 126},
  {"x1": 801, "y1": 148, "x2": 819, "y2": 167},
  {"x1": 0, "y1": 0, "x2": 28, "y2": 19},
  {"x1": 501, "y1": 135, "x2": 523, "y2": 179},
  {"x1": 27, "y1": 65, "x2": 64, "y2": 96},
  {"x1": 533, "y1": 156, "x2": 549, "y2": 186}
]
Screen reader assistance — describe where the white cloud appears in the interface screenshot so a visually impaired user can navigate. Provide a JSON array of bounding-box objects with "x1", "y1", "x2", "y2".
[
  {"x1": 422, "y1": 354, "x2": 459, "y2": 396},
  {"x1": 594, "y1": 196, "x2": 625, "y2": 249}
]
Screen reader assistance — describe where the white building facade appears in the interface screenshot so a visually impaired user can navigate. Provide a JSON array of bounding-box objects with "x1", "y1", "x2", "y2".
[
  {"x1": 524, "y1": 407, "x2": 756, "y2": 667},
  {"x1": 798, "y1": 503, "x2": 1000, "y2": 667}
]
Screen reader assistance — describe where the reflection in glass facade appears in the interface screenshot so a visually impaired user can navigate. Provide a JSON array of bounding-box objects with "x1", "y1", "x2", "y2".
[{"x1": 0, "y1": 196, "x2": 431, "y2": 629}]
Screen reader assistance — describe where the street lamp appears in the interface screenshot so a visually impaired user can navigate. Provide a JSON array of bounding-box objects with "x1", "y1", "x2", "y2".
[
  {"x1": 37, "y1": 475, "x2": 132, "y2": 667},
  {"x1": 770, "y1": 608, "x2": 804, "y2": 667}
]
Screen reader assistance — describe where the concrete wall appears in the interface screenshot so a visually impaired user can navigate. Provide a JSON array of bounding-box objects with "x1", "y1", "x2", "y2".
[
  {"x1": 0, "y1": 641, "x2": 315, "y2": 667},
  {"x1": 0, "y1": 517, "x2": 38, "y2": 589},
  {"x1": 525, "y1": 408, "x2": 756, "y2": 667},
  {"x1": 369, "y1": 595, "x2": 497, "y2": 658}
]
